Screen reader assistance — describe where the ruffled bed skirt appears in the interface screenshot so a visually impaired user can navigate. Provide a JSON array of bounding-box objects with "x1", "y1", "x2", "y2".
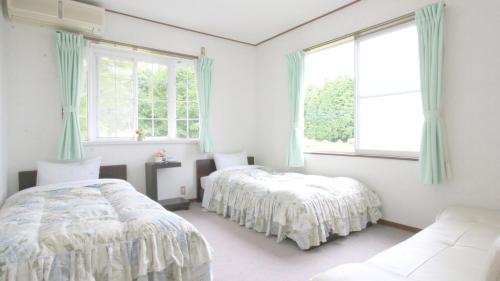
[
  {"x1": 207, "y1": 169, "x2": 383, "y2": 250},
  {"x1": 213, "y1": 199, "x2": 382, "y2": 250},
  {"x1": 0, "y1": 232, "x2": 212, "y2": 281}
]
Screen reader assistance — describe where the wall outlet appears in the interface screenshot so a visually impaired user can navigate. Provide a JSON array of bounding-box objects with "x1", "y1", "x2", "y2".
[{"x1": 180, "y1": 185, "x2": 186, "y2": 195}]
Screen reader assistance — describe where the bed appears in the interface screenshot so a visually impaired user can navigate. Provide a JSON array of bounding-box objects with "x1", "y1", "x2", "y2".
[
  {"x1": 0, "y1": 165, "x2": 212, "y2": 281},
  {"x1": 196, "y1": 157, "x2": 382, "y2": 250}
]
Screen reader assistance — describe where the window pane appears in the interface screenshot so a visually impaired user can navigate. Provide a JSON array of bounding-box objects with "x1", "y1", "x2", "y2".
[
  {"x1": 99, "y1": 57, "x2": 133, "y2": 79},
  {"x1": 114, "y1": 60, "x2": 134, "y2": 79},
  {"x1": 137, "y1": 61, "x2": 168, "y2": 137},
  {"x1": 138, "y1": 77, "x2": 152, "y2": 100},
  {"x1": 154, "y1": 119, "x2": 168, "y2": 136},
  {"x1": 138, "y1": 100, "x2": 152, "y2": 118},
  {"x1": 154, "y1": 100, "x2": 167, "y2": 119},
  {"x1": 177, "y1": 101, "x2": 187, "y2": 119},
  {"x1": 99, "y1": 76, "x2": 115, "y2": 98},
  {"x1": 358, "y1": 92, "x2": 423, "y2": 152},
  {"x1": 80, "y1": 118, "x2": 88, "y2": 141},
  {"x1": 98, "y1": 57, "x2": 114, "y2": 78},
  {"x1": 176, "y1": 64, "x2": 197, "y2": 99},
  {"x1": 79, "y1": 95, "x2": 88, "y2": 141},
  {"x1": 304, "y1": 40, "x2": 355, "y2": 153},
  {"x1": 186, "y1": 66, "x2": 197, "y2": 101},
  {"x1": 116, "y1": 79, "x2": 134, "y2": 98},
  {"x1": 176, "y1": 66, "x2": 188, "y2": 101},
  {"x1": 188, "y1": 102, "x2": 199, "y2": 119},
  {"x1": 357, "y1": 23, "x2": 422, "y2": 153},
  {"x1": 99, "y1": 97, "x2": 134, "y2": 137},
  {"x1": 153, "y1": 66, "x2": 168, "y2": 100},
  {"x1": 139, "y1": 118, "x2": 153, "y2": 137},
  {"x1": 176, "y1": 120, "x2": 187, "y2": 138},
  {"x1": 358, "y1": 24, "x2": 420, "y2": 97},
  {"x1": 97, "y1": 57, "x2": 135, "y2": 138},
  {"x1": 188, "y1": 119, "x2": 199, "y2": 139},
  {"x1": 79, "y1": 60, "x2": 88, "y2": 141}
]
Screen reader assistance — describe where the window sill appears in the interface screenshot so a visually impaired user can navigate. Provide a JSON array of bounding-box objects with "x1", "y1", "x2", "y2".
[
  {"x1": 305, "y1": 151, "x2": 419, "y2": 161},
  {"x1": 83, "y1": 138, "x2": 199, "y2": 146}
]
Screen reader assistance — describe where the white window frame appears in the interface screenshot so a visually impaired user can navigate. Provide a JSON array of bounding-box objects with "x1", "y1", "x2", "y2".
[
  {"x1": 84, "y1": 43, "x2": 198, "y2": 143},
  {"x1": 305, "y1": 21, "x2": 421, "y2": 159}
]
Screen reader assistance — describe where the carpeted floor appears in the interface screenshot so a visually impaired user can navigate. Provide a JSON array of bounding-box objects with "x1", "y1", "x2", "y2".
[{"x1": 176, "y1": 203, "x2": 414, "y2": 281}]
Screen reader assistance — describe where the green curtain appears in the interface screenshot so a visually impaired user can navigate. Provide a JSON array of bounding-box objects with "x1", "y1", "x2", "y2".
[
  {"x1": 287, "y1": 51, "x2": 305, "y2": 167},
  {"x1": 55, "y1": 31, "x2": 85, "y2": 160},
  {"x1": 416, "y1": 2, "x2": 446, "y2": 184},
  {"x1": 196, "y1": 56, "x2": 214, "y2": 153}
]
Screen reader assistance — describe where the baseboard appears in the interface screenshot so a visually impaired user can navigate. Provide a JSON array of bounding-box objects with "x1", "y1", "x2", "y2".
[{"x1": 379, "y1": 219, "x2": 421, "y2": 233}]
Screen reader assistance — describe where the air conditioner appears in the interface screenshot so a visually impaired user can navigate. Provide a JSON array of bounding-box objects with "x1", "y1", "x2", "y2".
[{"x1": 6, "y1": 0, "x2": 105, "y2": 36}]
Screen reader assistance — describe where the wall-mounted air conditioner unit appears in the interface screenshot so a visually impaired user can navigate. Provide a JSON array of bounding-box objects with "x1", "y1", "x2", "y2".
[{"x1": 6, "y1": 0, "x2": 105, "y2": 36}]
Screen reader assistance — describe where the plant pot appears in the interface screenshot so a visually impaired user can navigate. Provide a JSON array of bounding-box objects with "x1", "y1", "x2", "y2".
[{"x1": 154, "y1": 156, "x2": 163, "y2": 163}]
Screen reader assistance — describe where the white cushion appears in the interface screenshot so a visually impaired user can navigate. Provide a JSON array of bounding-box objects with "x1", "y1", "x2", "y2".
[
  {"x1": 482, "y1": 236, "x2": 500, "y2": 281},
  {"x1": 310, "y1": 263, "x2": 405, "y2": 281},
  {"x1": 437, "y1": 206, "x2": 500, "y2": 228},
  {"x1": 36, "y1": 157, "x2": 101, "y2": 186},
  {"x1": 213, "y1": 152, "x2": 248, "y2": 170},
  {"x1": 311, "y1": 206, "x2": 500, "y2": 281}
]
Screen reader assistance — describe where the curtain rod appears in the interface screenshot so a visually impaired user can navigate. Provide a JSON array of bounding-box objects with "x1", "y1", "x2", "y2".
[
  {"x1": 84, "y1": 36, "x2": 199, "y2": 60},
  {"x1": 303, "y1": 3, "x2": 446, "y2": 53}
]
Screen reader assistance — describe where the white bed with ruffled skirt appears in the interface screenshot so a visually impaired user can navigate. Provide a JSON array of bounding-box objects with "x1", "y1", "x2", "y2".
[
  {"x1": 0, "y1": 179, "x2": 212, "y2": 281},
  {"x1": 202, "y1": 166, "x2": 382, "y2": 250}
]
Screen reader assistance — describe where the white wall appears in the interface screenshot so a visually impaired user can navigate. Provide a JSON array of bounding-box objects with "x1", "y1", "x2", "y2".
[
  {"x1": 4, "y1": 12, "x2": 257, "y2": 199},
  {"x1": 0, "y1": 3, "x2": 7, "y2": 205},
  {"x1": 256, "y1": 0, "x2": 500, "y2": 228},
  {"x1": 4, "y1": 0, "x2": 500, "y2": 229}
]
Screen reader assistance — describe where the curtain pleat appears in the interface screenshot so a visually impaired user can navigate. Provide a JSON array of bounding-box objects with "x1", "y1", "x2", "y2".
[
  {"x1": 196, "y1": 56, "x2": 214, "y2": 153},
  {"x1": 55, "y1": 31, "x2": 85, "y2": 160},
  {"x1": 416, "y1": 2, "x2": 447, "y2": 184},
  {"x1": 287, "y1": 51, "x2": 305, "y2": 167}
]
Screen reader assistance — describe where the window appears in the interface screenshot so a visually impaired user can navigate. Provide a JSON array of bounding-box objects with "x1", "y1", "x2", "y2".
[
  {"x1": 137, "y1": 61, "x2": 168, "y2": 137},
  {"x1": 175, "y1": 65, "x2": 199, "y2": 139},
  {"x1": 80, "y1": 43, "x2": 199, "y2": 142},
  {"x1": 304, "y1": 22, "x2": 422, "y2": 157}
]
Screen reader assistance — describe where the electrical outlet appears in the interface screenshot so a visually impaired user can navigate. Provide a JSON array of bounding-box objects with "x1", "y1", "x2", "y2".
[{"x1": 180, "y1": 186, "x2": 186, "y2": 195}]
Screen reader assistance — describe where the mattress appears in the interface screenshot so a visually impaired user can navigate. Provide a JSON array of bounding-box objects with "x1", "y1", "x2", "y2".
[
  {"x1": 0, "y1": 179, "x2": 212, "y2": 281},
  {"x1": 203, "y1": 165, "x2": 382, "y2": 249}
]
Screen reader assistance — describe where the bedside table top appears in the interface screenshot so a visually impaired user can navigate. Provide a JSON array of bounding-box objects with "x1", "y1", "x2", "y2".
[{"x1": 145, "y1": 161, "x2": 181, "y2": 168}]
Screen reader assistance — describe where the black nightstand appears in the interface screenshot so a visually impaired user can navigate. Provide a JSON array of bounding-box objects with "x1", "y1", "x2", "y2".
[{"x1": 145, "y1": 161, "x2": 190, "y2": 211}]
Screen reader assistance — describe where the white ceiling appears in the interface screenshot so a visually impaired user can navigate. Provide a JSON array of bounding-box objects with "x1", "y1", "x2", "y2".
[{"x1": 79, "y1": 0, "x2": 355, "y2": 45}]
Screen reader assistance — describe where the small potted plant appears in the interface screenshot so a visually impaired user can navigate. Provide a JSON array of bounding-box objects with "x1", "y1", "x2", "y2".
[
  {"x1": 135, "y1": 128, "x2": 145, "y2": 141},
  {"x1": 153, "y1": 149, "x2": 166, "y2": 163}
]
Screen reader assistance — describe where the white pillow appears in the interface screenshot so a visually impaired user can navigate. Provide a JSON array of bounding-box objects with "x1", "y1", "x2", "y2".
[
  {"x1": 200, "y1": 176, "x2": 209, "y2": 190},
  {"x1": 213, "y1": 152, "x2": 248, "y2": 170},
  {"x1": 482, "y1": 236, "x2": 500, "y2": 281},
  {"x1": 36, "y1": 157, "x2": 102, "y2": 186}
]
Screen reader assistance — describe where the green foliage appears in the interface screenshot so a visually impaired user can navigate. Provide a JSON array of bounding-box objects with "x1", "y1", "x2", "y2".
[
  {"x1": 304, "y1": 76, "x2": 354, "y2": 142},
  {"x1": 176, "y1": 65, "x2": 199, "y2": 138},
  {"x1": 79, "y1": 60, "x2": 201, "y2": 140},
  {"x1": 137, "y1": 63, "x2": 168, "y2": 137}
]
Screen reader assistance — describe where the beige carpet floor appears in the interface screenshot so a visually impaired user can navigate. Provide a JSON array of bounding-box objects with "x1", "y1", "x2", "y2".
[{"x1": 177, "y1": 203, "x2": 414, "y2": 281}]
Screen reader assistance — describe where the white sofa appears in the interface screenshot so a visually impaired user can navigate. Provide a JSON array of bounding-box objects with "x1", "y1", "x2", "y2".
[{"x1": 310, "y1": 206, "x2": 500, "y2": 281}]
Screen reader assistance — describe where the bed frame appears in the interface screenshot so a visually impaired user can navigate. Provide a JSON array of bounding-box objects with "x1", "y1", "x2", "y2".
[
  {"x1": 196, "y1": 157, "x2": 254, "y2": 202},
  {"x1": 18, "y1": 165, "x2": 128, "y2": 191}
]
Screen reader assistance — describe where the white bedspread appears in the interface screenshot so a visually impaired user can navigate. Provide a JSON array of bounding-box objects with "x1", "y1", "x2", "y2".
[
  {"x1": 0, "y1": 179, "x2": 212, "y2": 281},
  {"x1": 204, "y1": 166, "x2": 382, "y2": 250}
]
